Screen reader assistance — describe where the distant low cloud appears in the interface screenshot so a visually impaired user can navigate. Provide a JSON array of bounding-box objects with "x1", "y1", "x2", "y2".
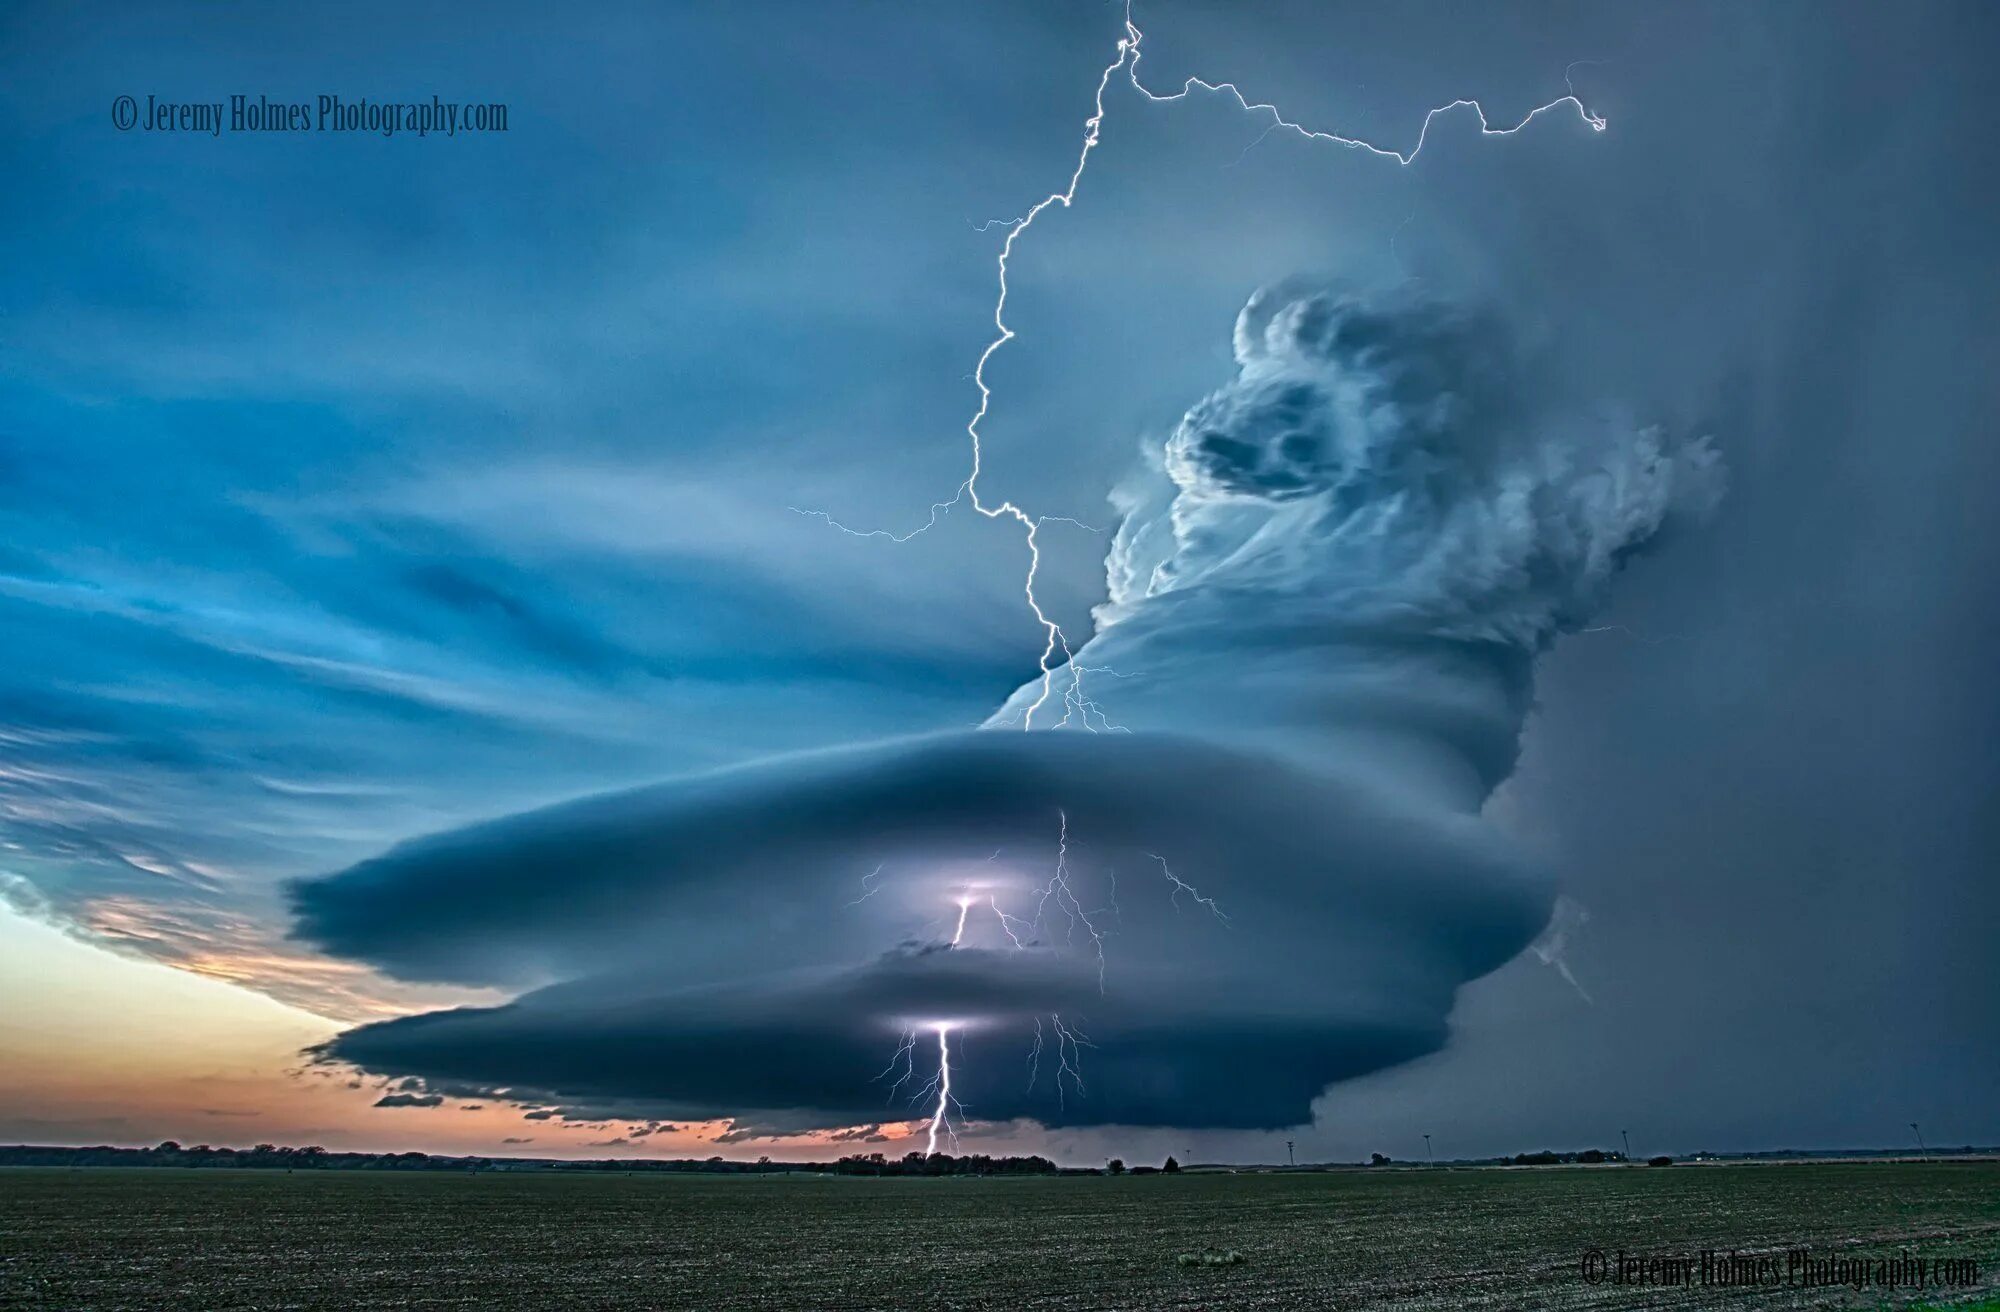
[
  {"x1": 298, "y1": 286, "x2": 1719, "y2": 1137},
  {"x1": 827, "y1": 1124, "x2": 890, "y2": 1144},
  {"x1": 372, "y1": 1092, "x2": 444, "y2": 1109}
]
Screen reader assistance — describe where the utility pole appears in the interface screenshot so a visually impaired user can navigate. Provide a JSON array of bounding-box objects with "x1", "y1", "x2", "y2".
[
  {"x1": 1286, "y1": 1140, "x2": 1295, "y2": 1168},
  {"x1": 1424, "y1": 1134, "x2": 1433, "y2": 1166},
  {"x1": 1911, "y1": 1122, "x2": 1927, "y2": 1160},
  {"x1": 1621, "y1": 1129, "x2": 1632, "y2": 1162}
]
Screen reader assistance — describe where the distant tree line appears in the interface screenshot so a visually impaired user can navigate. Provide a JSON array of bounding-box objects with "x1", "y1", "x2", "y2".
[
  {"x1": 1506, "y1": 1149, "x2": 1623, "y2": 1166},
  {"x1": 63, "y1": 1140, "x2": 1959, "y2": 1176},
  {"x1": 819, "y1": 1151, "x2": 1060, "y2": 1177},
  {"x1": 1, "y1": 1142, "x2": 495, "y2": 1172},
  {"x1": 1366, "y1": 1148, "x2": 1630, "y2": 1167},
  {"x1": 0, "y1": 1142, "x2": 1073, "y2": 1176}
]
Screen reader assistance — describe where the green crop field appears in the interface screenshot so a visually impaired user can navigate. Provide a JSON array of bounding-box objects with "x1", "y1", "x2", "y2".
[{"x1": 2, "y1": 1162, "x2": 1994, "y2": 1309}]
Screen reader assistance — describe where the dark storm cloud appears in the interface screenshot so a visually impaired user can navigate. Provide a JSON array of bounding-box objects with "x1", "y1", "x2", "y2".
[
  {"x1": 323, "y1": 938, "x2": 1450, "y2": 1131},
  {"x1": 297, "y1": 286, "x2": 1717, "y2": 1134},
  {"x1": 299, "y1": 723, "x2": 1541, "y2": 1130}
]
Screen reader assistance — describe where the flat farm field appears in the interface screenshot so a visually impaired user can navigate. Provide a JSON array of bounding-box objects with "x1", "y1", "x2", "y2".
[{"x1": 2, "y1": 1161, "x2": 1995, "y2": 1309}]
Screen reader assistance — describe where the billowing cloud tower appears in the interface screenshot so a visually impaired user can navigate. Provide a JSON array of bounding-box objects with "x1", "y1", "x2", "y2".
[{"x1": 292, "y1": 284, "x2": 1721, "y2": 1137}]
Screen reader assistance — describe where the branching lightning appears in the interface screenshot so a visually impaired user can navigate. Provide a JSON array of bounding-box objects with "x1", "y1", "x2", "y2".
[
  {"x1": 878, "y1": 1027, "x2": 919, "y2": 1103},
  {"x1": 1024, "y1": 1015, "x2": 1091, "y2": 1109},
  {"x1": 884, "y1": 836, "x2": 1224, "y2": 1144},
  {"x1": 1149, "y1": 852, "x2": 1230, "y2": 925},
  {"x1": 982, "y1": 810, "x2": 1114, "y2": 991},
  {"x1": 797, "y1": 2, "x2": 1603, "y2": 736},
  {"x1": 1047, "y1": 1013, "x2": 1092, "y2": 1109},
  {"x1": 990, "y1": 893, "x2": 1034, "y2": 950},
  {"x1": 792, "y1": 23, "x2": 1131, "y2": 731},
  {"x1": 842, "y1": 0, "x2": 1603, "y2": 1150}
]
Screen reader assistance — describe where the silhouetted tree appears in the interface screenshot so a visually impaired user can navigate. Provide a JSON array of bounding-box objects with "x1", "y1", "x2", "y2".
[
  {"x1": 1163, "y1": 1156, "x2": 1181, "y2": 1174},
  {"x1": 1106, "y1": 1158, "x2": 1125, "y2": 1175}
]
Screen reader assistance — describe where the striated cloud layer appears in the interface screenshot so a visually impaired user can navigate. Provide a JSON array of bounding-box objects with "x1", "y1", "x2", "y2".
[{"x1": 293, "y1": 284, "x2": 1721, "y2": 1135}]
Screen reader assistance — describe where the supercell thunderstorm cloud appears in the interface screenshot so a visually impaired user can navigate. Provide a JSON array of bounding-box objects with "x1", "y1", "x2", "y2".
[{"x1": 291, "y1": 284, "x2": 1722, "y2": 1139}]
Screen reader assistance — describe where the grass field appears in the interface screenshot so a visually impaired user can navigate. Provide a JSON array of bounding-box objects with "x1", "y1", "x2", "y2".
[{"x1": 2, "y1": 1161, "x2": 1994, "y2": 1309}]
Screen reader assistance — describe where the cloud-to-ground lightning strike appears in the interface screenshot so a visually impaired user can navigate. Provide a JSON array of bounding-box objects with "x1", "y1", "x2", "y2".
[
  {"x1": 850, "y1": 2, "x2": 1603, "y2": 1150},
  {"x1": 798, "y1": 2, "x2": 1604, "y2": 734},
  {"x1": 899, "y1": 897, "x2": 975, "y2": 1154},
  {"x1": 924, "y1": 1023, "x2": 956, "y2": 1155}
]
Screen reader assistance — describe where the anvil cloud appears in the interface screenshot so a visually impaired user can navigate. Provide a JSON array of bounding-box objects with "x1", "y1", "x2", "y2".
[{"x1": 293, "y1": 285, "x2": 1720, "y2": 1136}]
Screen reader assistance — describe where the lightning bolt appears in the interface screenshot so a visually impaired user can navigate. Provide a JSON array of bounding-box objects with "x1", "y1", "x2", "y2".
[
  {"x1": 958, "y1": 818, "x2": 1229, "y2": 1120},
  {"x1": 845, "y1": 863, "x2": 886, "y2": 907},
  {"x1": 1048, "y1": 1013, "x2": 1092, "y2": 1110},
  {"x1": 878, "y1": 1027, "x2": 919, "y2": 1104},
  {"x1": 798, "y1": 2, "x2": 1603, "y2": 735},
  {"x1": 995, "y1": 809, "x2": 1111, "y2": 991},
  {"x1": 792, "y1": 2, "x2": 1134, "y2": 731},
  {"x1": 1123, "y1": 18, "x2": 1606, "y2": 165},
  {"x1": 990, "y1": 893, "x2": 1034, "y2": 949},
  {"x1": 923, "y1": 1022, "x2": 958, "y2": 1155},
  {"x1": 1149, "y1": 852, "x2": 1230, "y2": 925},
  {"x1": 1024, "y1": 1014, "x2": 1091, "y2": 1108},
  {"x1": 841, "y1": 0, "x2": 1603, "y2": 1150},
  {"x1": 896, "y1": 897, "x2": 973, "y2": 1156}
]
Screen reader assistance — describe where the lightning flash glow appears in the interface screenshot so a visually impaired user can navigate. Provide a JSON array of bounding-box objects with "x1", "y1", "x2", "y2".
[{"x1": 879, "y1": 811, "x2": 1223, "y2": 1146}]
